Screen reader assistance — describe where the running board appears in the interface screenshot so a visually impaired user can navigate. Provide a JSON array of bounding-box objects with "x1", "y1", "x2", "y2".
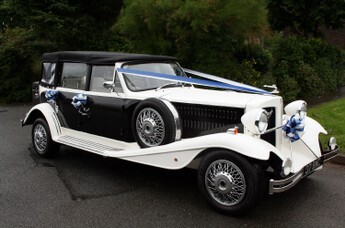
[
  {"x1": 56, "y1": 127, "x2": 140, "y2": 156},
  {"x1": 57, "y1": 135, "x2": 123, "y2": 155}
]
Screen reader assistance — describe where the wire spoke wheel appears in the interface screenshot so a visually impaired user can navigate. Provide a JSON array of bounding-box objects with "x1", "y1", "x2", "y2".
[
  {"x1": 32, "y1": 118, "x2": 60, "y2": 158},
  {"x1": 33, "y1": 123, "x2": 48, "y2": 153},
  {"x1": 205, "y1": 159, "x2": 246, "y2": 206},
  {"x1": 133, "y1": 98, "x2": 179, "y2": 148},
  {"x1": 198, "y1": 150, "x2": 264, "y2": 215},
  {"x1": 136, "y1": 107, "x2": 165, "y2": 147}
]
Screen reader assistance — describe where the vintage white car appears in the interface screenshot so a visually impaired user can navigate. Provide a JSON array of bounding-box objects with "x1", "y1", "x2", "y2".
[{"x1": 22, "y1": 51, "x2": 338, "y2": 215}]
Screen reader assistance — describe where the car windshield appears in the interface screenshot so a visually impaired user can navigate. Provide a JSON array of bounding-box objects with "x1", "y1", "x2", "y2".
[{"x1": 122, "y1": 62, "x2": 186, "y2": 91}]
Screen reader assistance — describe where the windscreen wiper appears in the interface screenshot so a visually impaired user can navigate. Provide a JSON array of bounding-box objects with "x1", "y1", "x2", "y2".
[{"x1": 155, "y1": 83, "x2": 182, "y2": 91}]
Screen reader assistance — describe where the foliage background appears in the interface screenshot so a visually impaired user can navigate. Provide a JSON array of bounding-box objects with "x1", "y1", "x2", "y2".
[{"x1": 0, "y1": 0, "x2": 344, "y2": 103}]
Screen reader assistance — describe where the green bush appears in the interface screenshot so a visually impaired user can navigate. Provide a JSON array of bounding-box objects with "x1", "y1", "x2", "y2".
[
  {"x1": 271, "y1": 36, "x2": 345, "y2": 102},
  {"x1": 0, "y1": 28, "x2": 35, "y2": 103},
  {"x1": 295, "y1": 61, "x2": 324, "y2": 98},
  {"x1": 234, "y1": 45, "x2": 272, "y2": 74},
  {"x1": 272, "y1": 60, "x2": 300, "y2": 101}
]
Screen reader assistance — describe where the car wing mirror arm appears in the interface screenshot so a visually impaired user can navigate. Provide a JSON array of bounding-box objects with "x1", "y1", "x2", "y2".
[{"x1": 103, "y1": 81, "x2": 115, "y2": 90}]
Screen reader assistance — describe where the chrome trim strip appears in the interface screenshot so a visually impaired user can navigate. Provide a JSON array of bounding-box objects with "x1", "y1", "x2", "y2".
[
  {"x1": 322, "y1": 146, "x2": 339, "y2": 162},
  {"x1": 269, "y1": 146, "x2": 339, "y2": 194},
  {"x1": 159, "y1": 98, "x2": 182, "y2": 141}
]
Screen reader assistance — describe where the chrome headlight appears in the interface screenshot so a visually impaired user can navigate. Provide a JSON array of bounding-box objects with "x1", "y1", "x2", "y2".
[
  {"x1": 241, "y1": 109, "x2": 269, "y2": 135},
  {"x1": 284, "y1": 100, "x2": 307, "y2": 119},
  {"x1": 256, "y1": 111, "x2": 269, "y2": 133}
]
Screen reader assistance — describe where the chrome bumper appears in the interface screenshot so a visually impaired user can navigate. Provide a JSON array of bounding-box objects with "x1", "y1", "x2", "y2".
[{"x1": 269, "y1": 146, "x2": 339, "y2": 194}]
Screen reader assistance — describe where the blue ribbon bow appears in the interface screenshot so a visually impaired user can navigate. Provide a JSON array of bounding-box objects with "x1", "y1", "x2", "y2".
[
  {"x1": 45, "y1": 90, "x2": 59, "y2": 102},
  {"x1": 71, "y1": 94, "x2": 88, "y2": 109},
  {"x1": 282, "y1": 115, "x2": 305, "y2": 142}
]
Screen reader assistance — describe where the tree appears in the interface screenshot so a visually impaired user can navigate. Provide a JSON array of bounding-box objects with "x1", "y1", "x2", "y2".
[
  {"x1": 0, "y1": 0, "x2": 124, "y2": 102},
  {"x1": 114, "y1": 0, "x2": 270, "y2": 83},
  {"x1": 0, "y1": 27, "x2": 35, "y2": 102},
  {"x1": 1, "y1": 0, "x2": 123, "y2": 50},
  {"x1": 267, "y1": 0, "x2": 345, "y2": 38}
]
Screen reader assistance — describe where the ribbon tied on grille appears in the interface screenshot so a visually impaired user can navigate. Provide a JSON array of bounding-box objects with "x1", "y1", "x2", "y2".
[{"x1": 282, "y1": 114, "x2": 305, "y2": 142}]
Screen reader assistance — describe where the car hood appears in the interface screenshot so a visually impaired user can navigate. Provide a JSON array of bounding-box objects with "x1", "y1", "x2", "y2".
[{"x1": 158, "y1": 87, "x2": 276, "y2": 109}]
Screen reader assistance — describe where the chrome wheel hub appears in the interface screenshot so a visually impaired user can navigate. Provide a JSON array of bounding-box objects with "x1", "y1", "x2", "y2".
[
  {"x1": 214, "y1": 171, "x2": 234, "y2": 194},
  {"x1": 136, "y1": 108, "x2": 165, "y2": 147},
  {"x1": 142, "y1": 118, "x2": 156, "y2": 136},
  {"x1": 33, "y1": 124, "x2": 47, "y2": 152},
  {"x1": 205, "y1": 159, "x2": 246, "y2": 206}
]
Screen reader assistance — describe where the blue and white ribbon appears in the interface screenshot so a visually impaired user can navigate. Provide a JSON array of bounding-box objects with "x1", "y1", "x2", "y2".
[
  {"x1": 183, "y1": 68, "x2": 270, "y2": 94},
  {"x1": 45, "y1": 90, "x2": 59, "y2": 102},
  {"x1": 117, "y1": 68, "x2": 270, "y2": 95},
  {"x1": 71, "y1": 94, "x2": 88, "y2": 109},
  {"x1": 282, "y1": 115, "x2": 305, "y2": 142}
]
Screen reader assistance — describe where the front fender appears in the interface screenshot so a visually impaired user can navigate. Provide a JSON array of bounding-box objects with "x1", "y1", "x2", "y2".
[
  {"x1": 199, "y1": 133, "x2": 285, "y2": 161},
  {"x1": 109, "y1": 132, "x2": 287, "y2": 170},
  {"x1": 301, "y1": 116, "x2": 327, "y2": 152},
  {"x1": 22, "y1": 103, "x2": 62, "y2": 140},
  {"x1": 281, "y1": 116, "x2": 328, "y2": 172}
]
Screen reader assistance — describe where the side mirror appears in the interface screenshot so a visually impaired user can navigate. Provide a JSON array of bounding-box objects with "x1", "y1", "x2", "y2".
[{"x1": 103, "y1": 81, "x2": 115, "y2": 90}]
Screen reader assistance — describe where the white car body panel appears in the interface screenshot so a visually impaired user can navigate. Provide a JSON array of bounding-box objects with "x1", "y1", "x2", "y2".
[{"x1": 106, "y1": 132, "x2": 284, "y2": 169}]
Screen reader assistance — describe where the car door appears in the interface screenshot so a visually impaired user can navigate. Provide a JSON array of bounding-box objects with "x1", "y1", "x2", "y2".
[
  {"x1": 56, "y1": 62, "x2": 89, "y2": 131},
  {"x1": 81, "y1": 65, "x2": 138, "y2": 142}
]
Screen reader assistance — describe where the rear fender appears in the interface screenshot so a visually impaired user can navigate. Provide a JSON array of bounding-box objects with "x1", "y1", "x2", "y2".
[{"x1": 22, "y1": 103, "x2": 61, "y2": 140}]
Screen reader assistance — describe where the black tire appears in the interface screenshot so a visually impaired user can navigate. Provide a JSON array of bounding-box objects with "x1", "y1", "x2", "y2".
[
  {"x1": 32, "y1": 118, "x2": 60, "y2": 158},
  {"x1": 198, "y1": 150, "x2": 264, "y2": 216},
  {"x1": 132, "y1": 98, "x2": 177, "y2": 148}
]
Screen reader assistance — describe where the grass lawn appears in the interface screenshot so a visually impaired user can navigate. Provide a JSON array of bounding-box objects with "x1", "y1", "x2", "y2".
[{"x1": 309, "y1": 98, "x2": 345, "y2": 155}]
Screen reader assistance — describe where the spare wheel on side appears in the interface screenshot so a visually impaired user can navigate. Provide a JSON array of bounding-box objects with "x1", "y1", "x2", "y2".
[{"x1": 132, "y1": 98, "x2": 181, "y2": 148}]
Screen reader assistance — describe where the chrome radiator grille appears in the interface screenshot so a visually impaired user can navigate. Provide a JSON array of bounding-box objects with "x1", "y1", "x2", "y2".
[{"x1": 173, "y1": 103, "x2": 244, "y2": 138}]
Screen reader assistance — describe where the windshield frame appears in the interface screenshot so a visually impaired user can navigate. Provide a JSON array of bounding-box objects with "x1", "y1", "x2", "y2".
[{"x1": 120, "y1": 61, "x2": 187, "y2": 92}]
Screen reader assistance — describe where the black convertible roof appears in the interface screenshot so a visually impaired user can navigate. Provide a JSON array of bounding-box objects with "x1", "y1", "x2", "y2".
[{"x1": 42, "y1": 51, "x2": 177, "y2": 64}]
